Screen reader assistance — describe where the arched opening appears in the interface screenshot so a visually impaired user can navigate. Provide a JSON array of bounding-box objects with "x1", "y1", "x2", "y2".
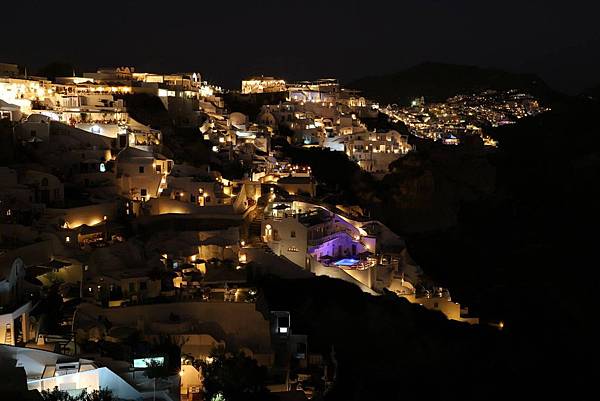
[{"x1": 265, "y1": 224, "x2": 272, "y2": 240}]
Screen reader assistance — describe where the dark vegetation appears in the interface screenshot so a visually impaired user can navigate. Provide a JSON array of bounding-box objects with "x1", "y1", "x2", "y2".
[
  {"x1": 199, "y1": 347, "x2": 273, "y2": 401},
  {"x1": 41, "y1": 387, "x2": 113, "y2": 401}
]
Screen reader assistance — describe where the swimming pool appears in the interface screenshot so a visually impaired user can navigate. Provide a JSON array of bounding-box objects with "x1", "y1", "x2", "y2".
[{"x1": 334, "y1": 258, "x2": 360, "y2": 267}]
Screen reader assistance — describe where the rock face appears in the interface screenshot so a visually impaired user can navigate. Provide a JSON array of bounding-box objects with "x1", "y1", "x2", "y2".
[{"x1": 370, "y1": 140, "x2": 496, "y2": 233}]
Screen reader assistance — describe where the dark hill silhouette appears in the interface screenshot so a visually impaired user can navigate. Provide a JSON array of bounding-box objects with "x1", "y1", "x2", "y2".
[
  {"x1": 347, "y1": 62, "x2": 559, "y2": 105},
  {"x1": 580, "y1": 83, "x2": 600, "y2": 101}
]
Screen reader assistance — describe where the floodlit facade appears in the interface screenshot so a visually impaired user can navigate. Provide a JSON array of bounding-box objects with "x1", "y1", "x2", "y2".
[
  {"x1": 115, "y1": 147, "x2": 172, "y2": 201},
  {"x1": 344, "y1": 130, "x2": 412, "y2": 173},
  {"x1": 242, "y1": 77, "x2": 286, "y2": 94}
]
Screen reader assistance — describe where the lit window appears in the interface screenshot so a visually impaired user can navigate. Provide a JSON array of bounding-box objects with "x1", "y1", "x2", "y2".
[{"x1": 265, "y1": 224, "x2": 272, "y2": 237}]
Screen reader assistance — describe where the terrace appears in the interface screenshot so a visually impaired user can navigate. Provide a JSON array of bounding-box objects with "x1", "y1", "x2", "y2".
[{"x1": 318, "y1": 254, "x2": 377, "y2": 270}]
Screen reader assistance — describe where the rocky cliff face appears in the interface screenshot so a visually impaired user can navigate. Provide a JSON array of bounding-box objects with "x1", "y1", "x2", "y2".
[{"x1": 368, "y1": 141, "x2": 496, "y2": 233}]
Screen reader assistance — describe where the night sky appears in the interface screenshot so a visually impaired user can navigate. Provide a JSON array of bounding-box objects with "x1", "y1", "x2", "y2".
[{"x1": 2, "y1": 0, "x2": 599, "y2": 92}]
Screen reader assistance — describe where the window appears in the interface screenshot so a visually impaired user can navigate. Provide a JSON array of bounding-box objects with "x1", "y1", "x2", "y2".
[
  {"x1": 140, "y1": 281, "x2": 147, "y2": 291},
  {"x1": 191, "y1": 195, "x2": 196, "y2": 203},
  {"x1": 140, "y1": 189, "x2": 147, "y2": 197},
  {"x1": 205, "y1": 195, "x2": 211, "y2": 203},
  {"x1": 291, "y1": 231, "x2": 296, "y2": 238},
  {"x1": 41, "y1": 178, "x2": 48, "y2": 187},
  {"x1": 277, "y1": 316, "x2": 289, "y2": 332},
  {"x1": 433, "y1": 302, "x2": 439, "y2": 308},
  {"x1": 139, "y1": 166, "x2": 145, "y2": 173},
  {"x1": 155, "y1": 164, "x2": 161, "y2": 173},
  {"x1": 129, "y1": 282, "x2": 135, "y2": 292}
]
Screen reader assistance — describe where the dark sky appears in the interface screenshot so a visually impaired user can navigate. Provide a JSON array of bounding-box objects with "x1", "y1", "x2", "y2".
[{"x1": 2, "y1": 0, "x2": 599, "y2": 93}]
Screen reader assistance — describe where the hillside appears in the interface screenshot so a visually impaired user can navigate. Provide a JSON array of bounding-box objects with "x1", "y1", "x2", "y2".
[
  {"x1": 347, "y1": 62, "x2": 558, "y2": 105},
  {"x1": 580, "y1": 83, "x2": 600, "y2": 101}
]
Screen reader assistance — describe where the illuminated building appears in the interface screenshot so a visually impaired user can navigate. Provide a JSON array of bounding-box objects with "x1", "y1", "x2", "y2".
[
  {"x1": 344, "y1": 130, "x2": 412, "y2": 174},
  {"x1": 242, "y1": 76, "x2": 286, "y2": 94},
  {"x1": 0, "y1": 346, "x2": 141, "y2": 400},
  {"x1": 115, "y1": 147, "x2": 172, "y2": 201}
]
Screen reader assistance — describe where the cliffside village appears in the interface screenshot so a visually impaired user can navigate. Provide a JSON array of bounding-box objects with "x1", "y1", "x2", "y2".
[{"x1": 1, "y1": 63, "x2": 490, "y2": 400}]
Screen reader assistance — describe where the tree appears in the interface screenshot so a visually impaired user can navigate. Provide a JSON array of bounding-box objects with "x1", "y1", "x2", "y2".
[
  {"x1": 144, "y1": 359, "x2": 171, "y2": 401},
  {"x1": 199, "y1": 347, "x2": 272, "y2": 401},
  {"x1": 40, "y1": 387, "x2": 113, "y2": 401}
]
